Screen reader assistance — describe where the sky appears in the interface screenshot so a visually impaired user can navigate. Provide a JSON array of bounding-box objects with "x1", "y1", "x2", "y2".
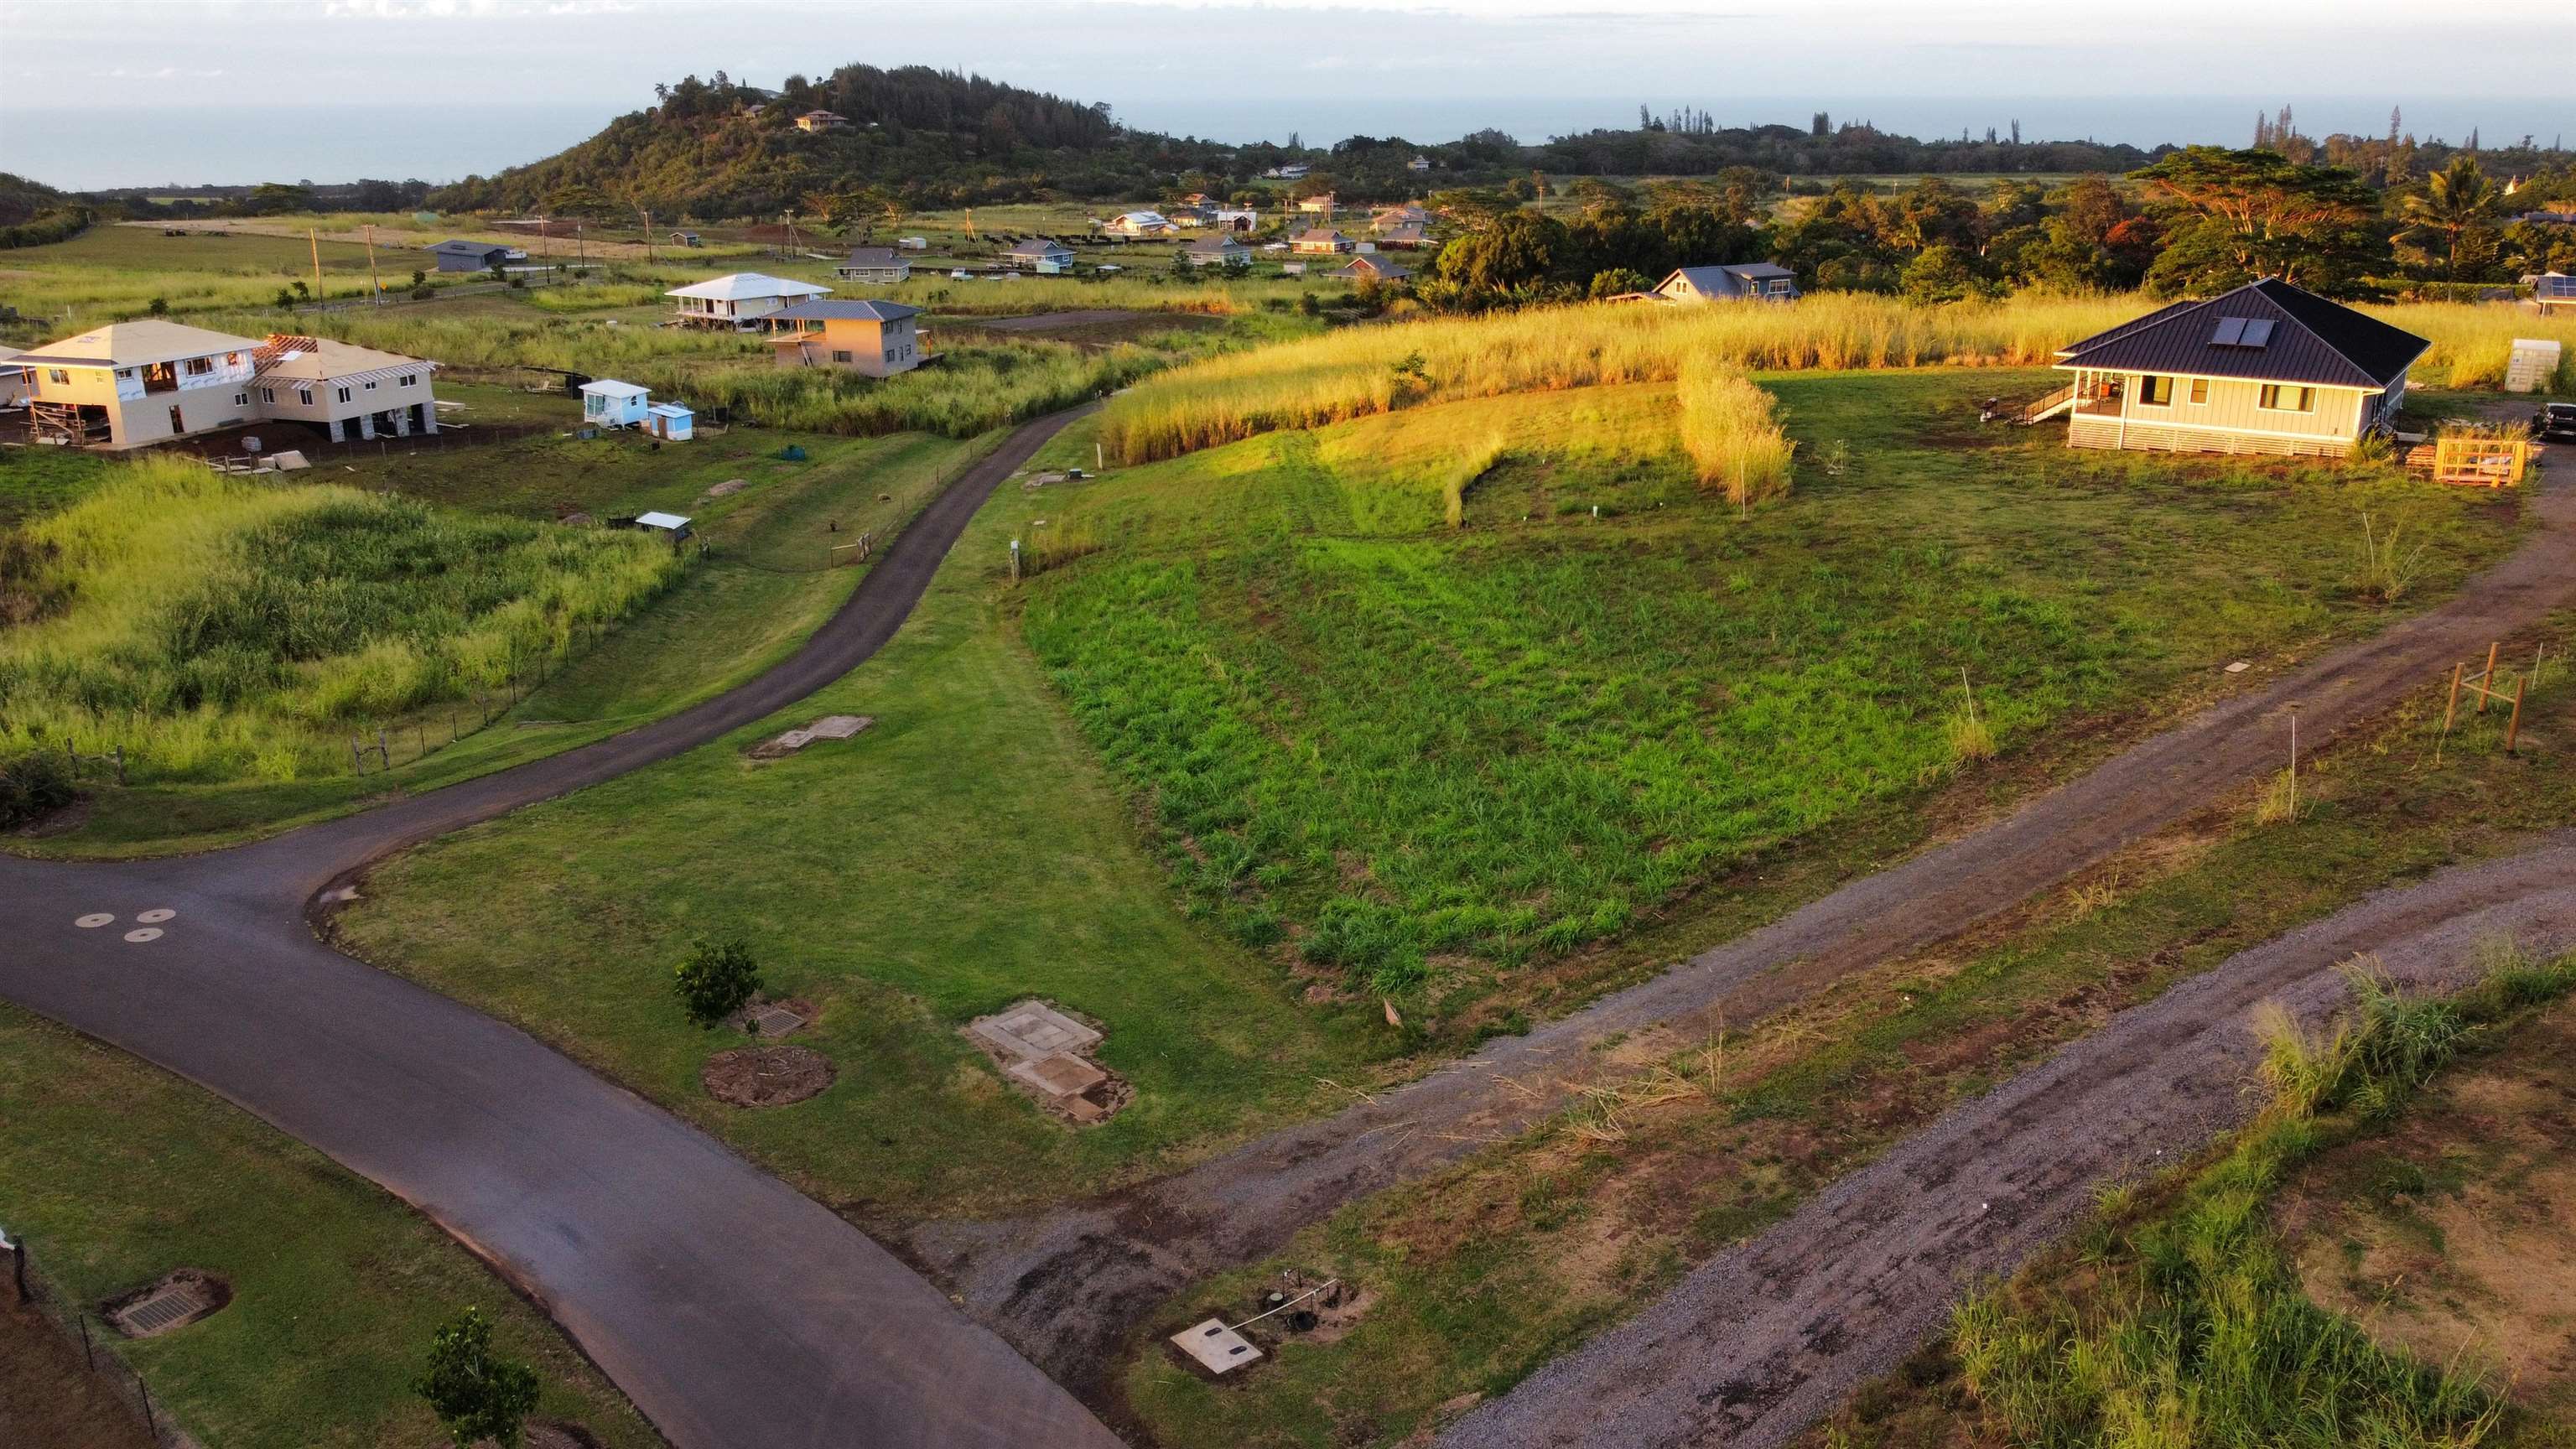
[{"x1": 1, "y1": 0, "x2": 2569, "y2": 189}]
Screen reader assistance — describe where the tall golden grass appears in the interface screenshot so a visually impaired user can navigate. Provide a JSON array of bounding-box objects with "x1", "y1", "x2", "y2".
[
  {"x1": 1100, "y1": 294, "x2": 2576, "y2": 462},
  {"x1": 1676, "y1": 361, "x2": 1794, "y2": 506}
]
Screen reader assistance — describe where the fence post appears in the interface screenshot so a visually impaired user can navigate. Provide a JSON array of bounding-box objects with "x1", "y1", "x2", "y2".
[
  {"x1": 2506, "y1": 676, "x2": 2527, "y2": 754},
  {"x1": 352, "y1": 737, "x2": 366, "y2": 776},
  {"x1": 113, "y1": 744, "x2": 126, "y2": 786}
]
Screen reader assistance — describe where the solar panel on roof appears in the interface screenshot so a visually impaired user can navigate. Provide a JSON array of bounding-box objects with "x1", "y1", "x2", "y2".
[
  {"x1": 2239, "y1": 319, "x2": 2275, "y2": 348},
  {"x1": 2210, "y1": 316, "x2": 2247, "y2": 345}
]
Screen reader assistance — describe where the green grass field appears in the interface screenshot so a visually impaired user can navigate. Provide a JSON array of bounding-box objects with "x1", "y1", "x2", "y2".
[
  {"x1": 0, "y1": 1003, "x2": 657, "y2": 1449},
  {"x1": 1025, "y1": 370, "x2": 2521, "y2": 1021}
]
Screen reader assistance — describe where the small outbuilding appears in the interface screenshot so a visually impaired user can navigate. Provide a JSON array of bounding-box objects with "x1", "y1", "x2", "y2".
[
  {"x1": 579, "y1": 378, "x2": 652, "y2": 428},
  {"x1": 643, "y1": 402, "x2": 694, "y2": 441},
  {"x1": 631, "y1": 510, "x2": 694, "y2": 545},
  {"x1": 2536, "y1": 273, "x2": 2576, "y2": 317},
  {"x1": 426, "y1": 239, "x2": 525, "y2": 273}
]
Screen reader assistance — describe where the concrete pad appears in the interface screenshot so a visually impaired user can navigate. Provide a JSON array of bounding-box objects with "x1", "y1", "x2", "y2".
[
  {"x1": 970, "y1": 1001, "x2": 1102, "y2": 1061},
  {"x1": 805, "y1": 714, "x2": 871, "y2": 740},
  {"x1": 1007, "y1": 1052, "x2": 1107, "y2": 1098},
  {"x1": 1171, "y1": 1318, "x2": 1260, "y2": 1375}
]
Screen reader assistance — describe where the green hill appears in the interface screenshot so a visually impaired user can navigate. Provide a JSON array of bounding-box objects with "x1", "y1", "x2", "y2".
[{"x1": 428, "y1": 65, "x2": 1228, "y2": 219}]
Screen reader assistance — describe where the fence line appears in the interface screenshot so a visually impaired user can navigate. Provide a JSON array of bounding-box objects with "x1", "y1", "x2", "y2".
[{"x1": 4, "y1": 1237, "x2": 190, "y2": 1448}]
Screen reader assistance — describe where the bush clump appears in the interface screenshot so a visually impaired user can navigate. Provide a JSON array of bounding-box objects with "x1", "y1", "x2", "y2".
[
  {"x1": 0, "y1": 750, "x2": 75, "y2": 829},
  {"x1": 673, "y1": 936, "x2": 763, "y2": 1027}
]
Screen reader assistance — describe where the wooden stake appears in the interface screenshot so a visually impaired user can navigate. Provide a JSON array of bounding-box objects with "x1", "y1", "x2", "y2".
[
  {"x1": 2477, "y1": 641, "x2": 2500, "y2": 712},
  {"x1": 2506, "y1": 676, "x2": 2526, "y2": 754},
  {"x1": 2444, "y1": 662, "x2": 2464, "y2": 734}
]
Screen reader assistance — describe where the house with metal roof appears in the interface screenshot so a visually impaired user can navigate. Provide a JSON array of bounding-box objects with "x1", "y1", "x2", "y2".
[
  {"x1": 425, "y1": 238, "x2": 527, "y2": 273},
  {"x1": 1185, "y1": 233, "x2": 1250, "y2": 267},
  {"x1": 1005, "y1": 238, "x2": 1077, "y2": 274},
  {"x1": 16, "y1": 321, "x2": 441, "y2": 449},
  {"x1": 834, "y1": 247, "x2": 911, "y2": 284},
  {"x1": 665, "y1": 273, "x2": 832, "y2": 329},
  {"x1": 1332, "y1": 254, "x2": 1412, "y2": 283},
  {"x1": 1291, "y1": 227, "x2": 1354, "y2": 255},
  {"x1": 761, "y1": 299, "x2": 926, "y2": 377},
  {"x1": 1651, "y1": 263, "x2": 1799, "y2": 304},
  {"x1": 2535, "y1": 272, "x2": 2576, "y2": 317},
  {"x1": 1101, "y1": 210, "x2": 1171, "y2": 238},
  {"x1": 2043, "y1": 278, "x2": 2429, "y2": 458}
]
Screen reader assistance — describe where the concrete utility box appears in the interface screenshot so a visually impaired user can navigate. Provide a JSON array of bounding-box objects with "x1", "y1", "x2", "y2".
[
  {"x1": 1171, "y1": 1318, "x2": 1261, "y2": 1375},
  {"x1": 2506, "y1": 339, "x2": 2562, "y2": 394}
]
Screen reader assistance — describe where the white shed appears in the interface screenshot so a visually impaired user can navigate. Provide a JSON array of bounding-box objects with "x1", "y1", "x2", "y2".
[
  {"x1": 579, "y1": 379, "x2": 651, "y2": 428},
  {"x1": 644, "y1": 402, "x2": 695, "y2": 441}
]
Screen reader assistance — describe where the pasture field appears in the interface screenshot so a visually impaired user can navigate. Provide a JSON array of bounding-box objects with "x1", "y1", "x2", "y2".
[
  {"x1": 1121, "y1": 623, "x2": 2576, "y2": 1449},
  {"x1": 1028, "y1": 370, "x2": 2520, "y2": 1021},
  {"x1": 11, "y1": 416, "x2": 987, "y2": 853},
  {"x1": 0, "y1": 225, "x2": 493, "y2": 334},
  {"x1": 1099, "y1": 295, "x2": 2576, "y2": 460},
  {"x1": 0, "y1": 1002, "x2": 658, "y2": 1449}
]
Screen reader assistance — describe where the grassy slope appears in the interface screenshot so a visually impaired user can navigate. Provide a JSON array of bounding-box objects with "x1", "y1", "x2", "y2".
[
  {"x1": 1119, "y1": 615, "x2": 2576, "y2": 1449},
  {"x1": 335, "y1": 435, "x2": 1385, "y2": 1221},
  {"x1": 25, "y1": 421, "x2": 986, "y2": 854},
  {"x1": 1023, "y1": 369, "x2": 2521, "y2": 1021},
  {"x1": 0, "y1": 1004, "x2": 657, "y2": 1449}
]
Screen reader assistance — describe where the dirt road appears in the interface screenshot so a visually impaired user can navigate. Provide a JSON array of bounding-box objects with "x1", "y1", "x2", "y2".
[
  {"x1": 917, "y1": 466, "x2": 2576, "y2": 1391},
  {"x1": 1440, "y1": 838, "x2": 2576, "y2": 1447}
]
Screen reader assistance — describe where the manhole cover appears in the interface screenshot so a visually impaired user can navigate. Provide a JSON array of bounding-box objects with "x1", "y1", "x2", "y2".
[
  {"x1": 970, "y1": 1001, "x2": 1101, "y2": 1061},
  {"x1": 124, "y1": 927, "x2": 164, "y2": 943},
  {"x1": 136, "y1": 907, "x2": 176, "y2": 923},
  {"x1": 1008, "y1": 1052, "x2": 1109, "y2": 1098},
  {"x1": 751, "y1": 1005, "x2": 804, "y2": 1036},
  {"x1": 76, "y1": 912, "x2": 114, "y2": 928}
]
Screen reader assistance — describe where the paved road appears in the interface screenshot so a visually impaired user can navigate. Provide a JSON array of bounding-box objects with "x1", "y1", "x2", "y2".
[
  {"x1": 1441, "y1": 839, "x2": 2576, "y2": 1447},
  {"x1": 918, "y1": 465, "x2": 2576, "y2": 1391},
  {"x1": 0, "y1": 406, "x2": 1123, "y2": 1449}
]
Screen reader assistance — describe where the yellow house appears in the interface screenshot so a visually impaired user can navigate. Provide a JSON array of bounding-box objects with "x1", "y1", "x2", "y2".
[
  {"x1": 19, "y1": 320, "x2": 438, "y2": 449},
  {"x1": 2044, "y1": 278, "x2": 2428, "y2": 458},
  {"x1": 763, "y1": 299, "x2": 927, "y2": 377}
]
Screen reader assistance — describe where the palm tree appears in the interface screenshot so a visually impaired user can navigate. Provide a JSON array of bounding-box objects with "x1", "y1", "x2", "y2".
[{"x1": 2399, "y1": 156, "x2": 2501, "y2": 282}]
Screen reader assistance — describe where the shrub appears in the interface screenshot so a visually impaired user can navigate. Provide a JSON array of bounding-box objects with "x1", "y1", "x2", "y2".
[
  {"x1": 673, "y1": 936, "x2": 762, "y2": 1027},
  {"x1": 1676, "y1": 361, "x2": 1794, "y2": 506},
  {"x1": 413, "y1": 1307, "x2": 540, "y2": 1449},
  {"x1": 0, "y1": 750, "x2": 75, "y2": 828}
]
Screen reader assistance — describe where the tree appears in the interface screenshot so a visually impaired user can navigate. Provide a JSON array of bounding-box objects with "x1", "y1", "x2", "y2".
[
  {"x1": 673, "y1": 936, "x2": 763, "y2": 1026},
  {"x1": 244, "y1": 181, "x2": 315, "y2": 216},
  {"x1": 2132, "y1": 147, "x2": 2383, "y2": 295},
  {"x1": 414, "y1": 1308, "x2": 541, "y2": 1449},
  {"x1": 1900, "y1": 244, "x2": 1987, "y2": 303},
  {"x1": 1428, "y1": 210, "x2": 1568, "y2": 294},
  {"x1": 2397, "y1": 154, "x2": 2502, "y2": 281}
]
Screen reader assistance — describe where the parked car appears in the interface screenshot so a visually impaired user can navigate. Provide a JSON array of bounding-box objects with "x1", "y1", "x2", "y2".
[{"x1": 2537, "y1": 402, "x2": 2576, "y2": 442}]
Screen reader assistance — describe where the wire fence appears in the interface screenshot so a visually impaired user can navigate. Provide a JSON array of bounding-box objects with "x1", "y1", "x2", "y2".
[{"x1": 5, "y1": 1238, "x2": 192, "y2": 1447}]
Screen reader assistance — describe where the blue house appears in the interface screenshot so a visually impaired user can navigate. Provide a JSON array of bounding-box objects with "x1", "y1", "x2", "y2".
[
  {"x1": 1007, "y1": 238, "x2": 1077, "y2": 274},
  {"x1": 579, "y1": 378, "x2": 652, "y2": 428}
]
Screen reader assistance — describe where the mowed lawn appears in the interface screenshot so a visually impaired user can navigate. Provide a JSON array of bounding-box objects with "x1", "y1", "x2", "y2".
[
  {"x1": 1020, "y1": 369, "x2": 2521, "y2": 1021},
  {"x1": 335, "y1": 458, "x2": 1385, "y2": 1221},
  {"x1": 32, "y1": 420, "x2": 988, "y2": 854},
  {"x1": 0, "y1": 1005, "x2": 657, "y2": 1449}
]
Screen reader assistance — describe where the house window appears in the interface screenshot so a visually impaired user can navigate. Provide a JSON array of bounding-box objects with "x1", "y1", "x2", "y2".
[
  {"x1": 46, "y1": 368, "x2": 67, "y2": 384},
  {"x1": 225, "y1": 352, "x2": 241, "y2": 366},
  {"x1": 2258, "y1": 384, "x2": 2314, "y2": 413},
  {"x1": 336, "y1": 387, "x2": 352, "y2": 403},
  {"x1": 2137, "y1": 376, "x2": 2174, "y2": 406},
  {"x1": 233, "y1": 392, "x2": 247, "y2": 407},
  {"x1": 885, "y1": 348, "x2": 896, "y2": 362},
  {"x1": 262, "y1": 387, "x2": 275, "y2": 403},
  {"x1": 2189, "y1": 378, "x2": 2209, "y2": 405},
  {"x1": 364, "y1": 379, "x2": 377, "y2": 390},
  {"x1": 832, "y1": 350, "x2": 852, "y2": 363},
  {"x1": 184, "y1": 356, "x2": 215, "y2": 377},
  {"x1": 398, "y1": 374, "x2": 417, "y2": 387},
  {"x1": 298, "y1": 387, "x2": 315, "y2": 405}
]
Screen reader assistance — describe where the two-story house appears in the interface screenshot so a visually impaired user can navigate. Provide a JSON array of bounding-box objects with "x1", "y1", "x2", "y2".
[
  {"x1": 665, "y1": 273, "x2": 833, "y2": 329},
  {"x1": 764, "y1": 299, "x2": 926, "y2": 377}
]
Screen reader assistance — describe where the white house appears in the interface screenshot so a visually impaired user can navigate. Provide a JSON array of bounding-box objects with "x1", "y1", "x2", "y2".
[
  {"x1": 249, "y1": 335, "x2": 441, "y2": 443},
  {"x1": 665, "y1": 273, "x2": 833, "y2": 329},
  {"x1": 579, "y1": 379, "x2": 652, "y2": 428},
  {"x1": 18, "y1": 320, "x2": 438, "y2": 450},
  {"x1": 1101, "y1": 210, "x2": 1171, "y2": 237},
  {"x1": 0, "y1": 346, "x2": 29, "y2": 409},
  {"x1": 1185, "y1": 234, "x2": 1249, "y2": 267},
  {"x1": 834, "y1": 247, "x2": 911, "y2": 284}
]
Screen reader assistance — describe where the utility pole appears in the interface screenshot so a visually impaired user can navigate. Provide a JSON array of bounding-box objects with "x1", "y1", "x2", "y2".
[
  {"x1": 309, "y1": 227, "x2": 323, "y2": 307},
  {"x1": 643, "y1": 208, "x2": 653, "y2": 264},
  {"x1": 362, "y1": 222, "x2": 382, "y2": 304}
]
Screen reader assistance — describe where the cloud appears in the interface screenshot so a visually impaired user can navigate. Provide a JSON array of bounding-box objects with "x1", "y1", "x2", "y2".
[{"x1": 93, "y1": 65, "x2": 227, "y2": 79}]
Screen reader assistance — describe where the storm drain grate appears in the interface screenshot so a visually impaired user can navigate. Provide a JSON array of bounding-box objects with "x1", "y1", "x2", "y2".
[
  {"x1": 117, "y1": 1284, "x2": 207, "y2": 1337},
  {"x1": 751, "y1": 1006, "x2": 805, "y2": 1036}
]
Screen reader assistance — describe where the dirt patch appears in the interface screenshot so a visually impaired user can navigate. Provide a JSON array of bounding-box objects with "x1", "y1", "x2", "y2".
[
  {"x1": 702, "y1": 1044, "x2": 835, "y2": 1108},
  {"x1": 963, "y1": 1000, "x2": 1132, "y2": 1125},
  {"x1": 2279, "y1": 1000, "x2": 2576, "y2": 1417},
  {"x1": 0, "y1": 1293, "x2": 154, "y2": 1449}
]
